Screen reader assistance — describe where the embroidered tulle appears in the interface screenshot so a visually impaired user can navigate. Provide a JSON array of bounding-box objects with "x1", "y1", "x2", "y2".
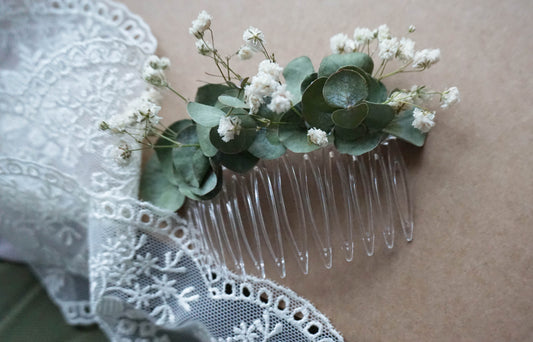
[{"x1": 0, "y1": 1, "x2": 343, "y2": 341}]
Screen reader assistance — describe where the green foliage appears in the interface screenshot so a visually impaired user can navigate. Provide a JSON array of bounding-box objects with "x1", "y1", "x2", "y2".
[
  {"x1": 323, "y1": 70, "x2": 368, "y2": 108},
  {"x1": 196, "y1": 124, "x2": 218, "y2": 157},
  {"x1": 209, "y1": 115, "x2": 258, "y2": 154},
  {"x1": 215, "y1": 151, "x2": 259, "y2": 173},
  {"x1": 195, "y1": 83, "x2": 235, "y2": 106},
  {"x1": 283, "y1": 56, "x2": 315, "y2": 103},
  {"x1": 140, "y1": 155, "x2": 185, "y2": 211},
  {"x1": 278, "y1": 110, "x2": 321, "y2": 153},
  {"x1": 318, "y1": 52, "x2": 374, "y2": 77},
  {"x1": 187, "y1": 102, "x2": 225, "y2": 127},
  {"x1": 248, "y1": 128, "x2": 286, "y2": 159},
  {"x1": 218, "y1": 95, "x2": 247, "y2": 109},
  {"x1": 335, "y1": 132, "x2": 385, "y2": 156},
  {"x1": 364, "y1": 101, "x2": 395, "y2": 131},
  {"x1": 331, "y1": 104, "x2": 368, "y2": 129},
  {"x1": 301, "y1": 77, "x2": 335, "y2": 131},
  {"x1": 383, "y1": 108, "x2": 427, "y2": 146}
]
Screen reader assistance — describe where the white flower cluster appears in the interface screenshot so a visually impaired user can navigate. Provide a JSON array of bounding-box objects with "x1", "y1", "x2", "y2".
[
  {"x1": 104, "y1": 88, "x2": 162, "y2": 140},
  {"x1": 440, "y1": 86, "x2": 460, "y2": 109},
  {"x1": 307, "y1": 128, "x2": 329, "y2": 147},
  {"x1": 113, "y1": 142, "x2": 132, "y2": 166},
  {"x1": 238, "y1": 27, "x2": 266, "y2": 60},
  {"x1": 195, "y1": 39, "x2": 213, "y2": 56},
  {"x1": 217, "y1": 115, "x2": 242, "y2": 142},
  {"x1": 411, "y1": 108, "x2": 436, "y2": 133},
  {"x1": 412, "y1": 48, "x2": 441, "y2": 69},
  {"x1": 244, "y1": 60, "x2": 292, "y2": 114},
  {"x1": 189, "y1": 10, "x2": 212, "y2": 38},
  {"x1": 143, "y1": 55, "x2": 169, "y2": 87}
]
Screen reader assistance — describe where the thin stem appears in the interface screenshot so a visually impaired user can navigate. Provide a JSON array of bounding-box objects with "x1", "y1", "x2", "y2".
[{"x1": 165, "y1": 85, "x2": 189, "y2": 103}]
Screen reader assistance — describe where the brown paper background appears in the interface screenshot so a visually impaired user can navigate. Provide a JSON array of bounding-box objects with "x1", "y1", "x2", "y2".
[{"x1": 121, "y1": 1, "x2": 533, "y2": 340}]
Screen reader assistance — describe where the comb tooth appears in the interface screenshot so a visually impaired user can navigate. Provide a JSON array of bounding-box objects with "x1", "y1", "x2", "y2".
[
  {"x1": 369, "y1": 147, "x2": 395, "y2": 249},
  {"x1": 302, "y1": 152, "x2": 332, "y2": 269},
  {"x1": 387, "y1": 139, "x2": 414, "y2": 242},
  {"x1": 254, "y1": 165, "x2": 286, "y2": 278},
  {"x1": 350, "y1": 154, "x2": 375, "y2": 256},
  {"x1": 276, "y1": 154, "x2": 309, "y2": 275}
]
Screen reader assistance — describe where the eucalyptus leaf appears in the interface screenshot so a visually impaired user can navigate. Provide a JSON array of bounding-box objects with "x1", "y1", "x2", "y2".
[
  {"x1": 364, "y1": 101, "x2": 395, "y2": 131},
  {"x1": 301, "y1": 77, "x2": 335, "y2": 131},
  {"x1": 323, "y1": 70, "x2": 368, "y2": 108},
  {"x1": 331, "y1": 103, "x2": 368, "y2": 129},
  {"x1": 140, "y1": 154, "x2": 185, "y2": 211},
  {"x1": 339, "y1": 65, "x2": 388, "y2": 103},
  {"x1": 179, "y1": 164, "x2": 223, "y2": 201},
  {"x1": 283, "y1": 56, "x2": 315, "y2": 103},
  {"x1": 196, "y1": 124, "x2": 218, "y2": 157},
  {"x1": 383, "y1": 108, "x2": 426, "y2": 147},
  {"x1": 334, "y1": 125, "x2": 366, "y2": 141},
  {"x1": 300, "y1": 72, "x2": 318, "y2": 94},
  {"x1": 335, "y1": 132, "x2": 385, "y2": 156},
  {"x1": 172, "y1": 125, "x2": 211, "y2": 188},
  {"x1": 195, "y1": 83, "x2": 234, "y2": 106},
  {"x1": 248, "y1": 128, "x2": 286, "y2": 160},
  {"x1": 155, "y1": 120, "x2": 194, "y2": 186},
  {"x1": 187, "y1": 102, "x2": 225, "y2": 127},
  {"x1": 278, "y1": 110, "x2": 322, "y2": 153},
  {"x1": 218, "y1": 95, "x2": 248, "y2": 109},
  {"x1": 318, "y1": 52, "x2": 374, "y2": 77},
  {"x1": 209, "y1": 115, "x2": 257, "y2": 154},
  {"x1": 216, "y1": 151, "x2": 259, "y2": 173}
]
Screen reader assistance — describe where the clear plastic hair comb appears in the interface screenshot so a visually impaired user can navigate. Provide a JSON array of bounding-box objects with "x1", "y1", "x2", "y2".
[{"x1": 188, "y1": 137, "x2": 413, "y2": 278}]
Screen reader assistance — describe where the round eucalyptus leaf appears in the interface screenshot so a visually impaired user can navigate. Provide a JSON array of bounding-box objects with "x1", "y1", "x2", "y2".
[
  {"x1": 278, "y1": 110, "x2": 322, "y2": 153},
  {"x1": 301, "y1": 77, "x2": 335, "y2": 131},
  {"x1": 364, "y1": 101, "x2": 395, "y2": 131},
  {"x1": 209, "y1": 115, "x2": 257, "y2": 154},
  {"x1": 187, "y1": 102, "x2": 225, "y2": 127},
  {"x1": 196, "y1": 124, "x2": 218, "y2": 157},
  {"x1": 216, "y1": 151, "x2": 259, "y2": 174},
  {"x1": 283, "y1": 56, "x2": 316, "y2": 103},
  {"x1": 334, "y1": 125, "x2": 366, "y2": 141},
  {"x1": 248, "y1": 128, "x2": 286, "y2": 160},
  {"x1": 383, "y1": 108, "x2": 427, "y2": 147},
  {"x1": 300, "y1": 72, "x2": 318, "y2": 94},
  {"x1": 195, "y1": 83, "x2": 234, "y2": 106},
  {"x1": 338, "y1": 65, "x2": 387, "y2": 103},
  {"x1": 318, "y1": 52, "x2": 374, "y2": 77},
  {"x1": 323, "y1": 70, "x2": 368, "y2": 108},
  {"x1": 140, "y1": 155, "x2": 186, "y2": 211},
  {"x1": 155, "y1": 119, "x2": 194, "y2": 186},
  {"x1": 179, "y1": 164, "x2": 223, "y2": 201},
  {"x1": 331, "y1": 103, "x2": 368, "y2": 129},
  {"x1": 218, "y1": 95, "x2": 248, "y2": 109},
  {"x1": 335, "y1": 132, "x2": 385, "y2": 156}
]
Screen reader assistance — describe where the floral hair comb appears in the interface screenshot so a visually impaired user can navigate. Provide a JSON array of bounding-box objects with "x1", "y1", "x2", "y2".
[{"x1": 101, "y1": 11, "x2": 459, "y2": 277}]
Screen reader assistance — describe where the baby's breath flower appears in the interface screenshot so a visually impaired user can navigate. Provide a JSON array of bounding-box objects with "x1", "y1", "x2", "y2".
[
  {"x1": 398, "y1": 37, "x2": 415, "y2": 61},
  {"x1": 238, "y1": 45, "x2": 254, "y2": 60},
  {"x1": 217, "y1": 116, "x2": 242, "y2": 142},
  {"x1": 409, "y1": 85, "x2": 430, "y2": 105},
  {"x1": 195, "y1": 39, "x2": 213, "y2": 56},
  {"x1": 412, "y1": 107, "x2": 435, "y2": 133},
  {"x1": 189, "y1": 10, "x2": 212, "y2": 38},
  {"x1": 243, "y1": 26, "x2": 265, "y2": 50},
  {"x1": 440, "y1": 86, "x2": 460, "y2": 109},
  {"x1": 330, "y1": 33, "x2": 356, "y2": 54},
  {"x1": 386, "y1": 90, "x2": 414, "y2": 112},
  {"x1": 353, "y1": 27, "x2": 374, "y2": 48},
  {"x1": 378, "y1": 37, "x2": 399, "y2": 60},
  {"x1": 408, "y1": 25, "x2": 416, "y2": 33},
  {"x1": 412, "y1": 48, "x2": 441, "y2": 69},
  {"x1": 307, "y1": 128, "x2": 329, "y2": 147},
  {"x1": 143, "y1": 67, "x2": 167, "y2": 87},
  {"x1": 147, "y1": 55, "x2": 170, "y2": 70},
  {"x1": 113, "y1": 143, "x2": 132, "y2": 166},
  {"x1": 267, "y1": 85, "x2": 292, "y2": 114},
  {"x1": 258, "y1": 60, "x2": 283, "y2": 81},
  {"x1": 377, "y1": 24, "x2": 391, "y2": 41},
  {"x1": 245, "y1": 72, "x2": 279, "y2": 108}
]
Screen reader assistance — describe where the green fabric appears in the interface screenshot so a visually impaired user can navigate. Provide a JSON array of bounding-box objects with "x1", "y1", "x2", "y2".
[{"x1": 0, "y1": 261, "x2": 107, "y2": 342}]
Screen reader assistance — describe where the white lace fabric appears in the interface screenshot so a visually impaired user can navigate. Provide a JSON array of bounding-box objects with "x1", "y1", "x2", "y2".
[{"x1": 0, "y1": 1, "x2": 343, "y2": 341}]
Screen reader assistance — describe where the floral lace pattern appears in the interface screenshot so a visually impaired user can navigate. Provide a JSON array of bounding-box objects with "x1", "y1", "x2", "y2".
[{"x1": 0, "y1": 0, "x2": 344, "y2": 340}]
